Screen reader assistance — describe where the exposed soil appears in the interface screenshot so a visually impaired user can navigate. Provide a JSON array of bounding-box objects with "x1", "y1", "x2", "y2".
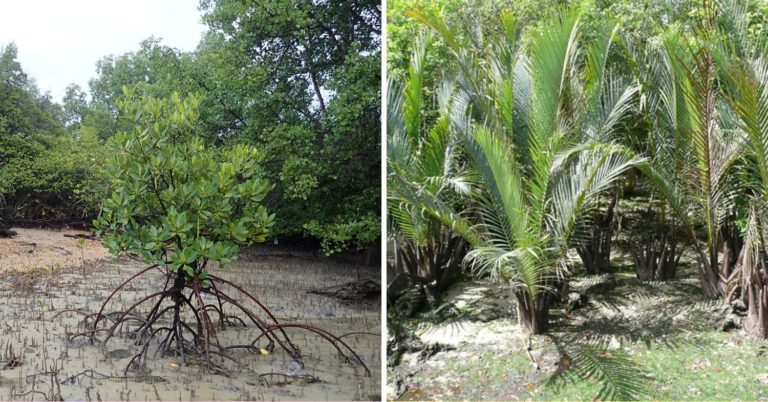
[
  {"x1": 0, "y1": 232, "x2": 381, "y2": 401},
  {"x1": 387, "y1": 250, "x2": 768, "y2": 400},
  {"x1": 0, "y1": 228, "x2": 110, "y2": 278}
]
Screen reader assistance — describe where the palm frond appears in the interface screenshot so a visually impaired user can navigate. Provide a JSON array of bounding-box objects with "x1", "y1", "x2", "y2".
[
  {"x1": 387, "y1": 79, "x2": 412, "y2": 172},
  {"x1": 524, "y1": 10, "x2": 581, "y2": 231},
  {"x1": 469, "y1": 125, "x2": 528, "y2": 242},
  {"x1": 548, "y1": 341, "x2": 651, "y2": 401},
  {"x1": 727, "y1": 55, "x2": 768, "y2": 196},
  {"x1": 388, "y1": 175, "x2": 479, "y2": 247},
  {"x1": 387, "y1": 28, "x2": 479, "y2": 251},
  {"x1": 549, "y1": 143, "x2": 646, "y2": 249},
  {"x1": 586, "y1": 72, "x2": 640, "y2": 143},
  {"x1": 583, "y1": 22, "x2": 617, "y2": 104},
  {"x1": 527, "y1": 9, "x2": 581, "y2": 143},
  {"x1": 403, "y1": 31, "x2": 431, "y2": 142},
  {"x1": 661, "y1": 30, "x2": 745, "y2": 275},
  {"x1": 404, "y1": 7, "x2": 463, "y2": 53},
  {"x1": 465, "y1": 243, "x2": 556, "y2": 298}
]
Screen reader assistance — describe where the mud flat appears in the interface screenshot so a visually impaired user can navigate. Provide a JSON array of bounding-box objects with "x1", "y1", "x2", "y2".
[
  {"x1": 0, "y1": 228, "x2": 110, "y2": 277},
  {"x1": 0, "y1": 244, "x2": 381, "y2": 401}
]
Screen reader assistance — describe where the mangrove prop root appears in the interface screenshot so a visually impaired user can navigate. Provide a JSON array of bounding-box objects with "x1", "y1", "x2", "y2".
[
  {"x1": 84, "y1": 264, "x2": 369, "y2": 377},
  {"x1": 209, "y1": 275, "x2": 291, "y2": 337},
  {"x1": 204, "y1": 303, "x2": 248, "y2": 327},
  {"x1": 250, "y1": 323, "x2": 371, "y2": 376},
  {"x1": 92, "y1": 264, "x2": 159, "y2": 329},
  {"x1": 207, "y1": 288, "x2": 301, "y2": 359},
  {"x1": 10, "y1": 389, "x2": 49, "y2": 401},
  {"x1": 338, "y1": 331, "x2": 380, "y2": 339}
]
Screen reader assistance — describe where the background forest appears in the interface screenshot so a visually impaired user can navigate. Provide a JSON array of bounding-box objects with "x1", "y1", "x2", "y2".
[
  {"x1": 387, "y1": 0, "x2": 768, "y2": 400},
  {"x1": 0, "y1": 0, "x2": 381, "y2": 257}
]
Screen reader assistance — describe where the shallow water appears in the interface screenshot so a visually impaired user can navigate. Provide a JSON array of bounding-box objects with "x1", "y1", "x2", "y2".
[{"x1": 0, "y1": 249, "x2": 381, "y2": 401}]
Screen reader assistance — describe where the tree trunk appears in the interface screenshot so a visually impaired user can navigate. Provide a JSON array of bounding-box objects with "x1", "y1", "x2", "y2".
[
  {"x1": 431, "y1": 234, "x2": 467, "y2": 292},
  {"x1": 622, "y1": 168, "x2": 640, "y2": 196},
  {"x1": 576, "y1": 230, "x2": 612, "y2": 274},
  {"x1": 698, "y1": 262, "x2": 722, "y2": 299},
  {"x1": 698, "y1": 222, "x2": 744, "y2": 299},
  {"x1": 0, "y1": 195, "x2": 12, "y2": 237},
  {"x1": 720, "y1": 221, "x2": 743, "y2": 282},
  {"x1": 744, "y1": 241, "x2": 768, "y2": 339},
  {"x1": 577, "y1": 192, "x2": 617, "y2": 275},
  {"x1": 394, "y1": 232, "x2": 467, "y2": 294},
  {"x1": 514, "y1": 290, "x2": 552, "y2": 335},
  {"x1": 745, "y1": 282, "x2": 768, "y2": 339},
  {"x1": 310, "y1": 71, "x2": 326, "y2": 114},
  {"x1": 631, "y1": 232, "x2": 683, "y2": 281},
  {"x1": 696, "y1": 231, "x2": 735, "y2": 299}
]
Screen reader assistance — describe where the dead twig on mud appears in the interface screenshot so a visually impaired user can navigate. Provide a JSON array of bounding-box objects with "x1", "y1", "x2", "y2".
[
  {"x1": 60, "y1": 369, "x2": 129, "y2": 384},
  {"x1": 14, "y1": 370, "x2": 62, "y2": 401},
  {"x1": 257, "y1": 372, "x2": 321, "y2": 387},
  {"x1": 10, "y1": 389, "x2": 50, "y2": 401}
]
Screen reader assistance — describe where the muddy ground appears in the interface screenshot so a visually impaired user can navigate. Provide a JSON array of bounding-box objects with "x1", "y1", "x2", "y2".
[
  {"x1": 0, "y1": 228, "x2": 110, "y2": 277},
  {"x1": 0, "y1": 229, "x2": 380, "y2": 401}
]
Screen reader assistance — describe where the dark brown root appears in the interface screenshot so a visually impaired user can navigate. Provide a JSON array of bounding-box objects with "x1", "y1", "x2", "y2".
[
  {"x1": 92, "y1": 264, "x2": 160, "y2": 329},
  {"x1": 248, "y1": 323, "x2": 371, "y2": 376},
  {"x1": 82, "y1": 264, "x2": 370, "y2": 379}
]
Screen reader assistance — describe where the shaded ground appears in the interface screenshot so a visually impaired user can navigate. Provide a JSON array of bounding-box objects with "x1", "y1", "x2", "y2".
[
  {"x1": 388, "y1": 251, "x2": 768, "y2": 400},
  {"x1": 0, "y1": 238, "x2": 381, "y2": 401},
  {"x1": 0, "y1": 228, "x2": 110, "y2": 277}
]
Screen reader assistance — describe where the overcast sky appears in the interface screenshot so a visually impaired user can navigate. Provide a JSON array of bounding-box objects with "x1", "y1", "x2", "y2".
[{"x1": 0, "y1": 1, "x2": 207, "y2": 102}]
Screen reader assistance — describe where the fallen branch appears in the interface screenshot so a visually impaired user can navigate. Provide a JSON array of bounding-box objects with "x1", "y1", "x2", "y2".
[{"x1": 257, "y1": 372, "x2": 321, "y2": 387}]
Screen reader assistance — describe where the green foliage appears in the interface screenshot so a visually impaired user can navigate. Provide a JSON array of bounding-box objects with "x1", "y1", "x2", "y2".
[
  {"x1": 93, "y1": 88, "x2": 274, "y2": 277},
  {"x1": 62, "y1": 84, "x2": 89, "y2": 128},
  {"x1": 79, "y1": 1, "x2": 382, "y2": 252},
  {"x1": 304, "y1": 213, "x2": 380, "y2": 255},
  {"x1": 0, "y1": 2, "x2": 380, "y2": 256},
  {"x1": 258, "y1": 125, "x2": 318, "y2": 194},
  {"x1": 0, "y1": 44, "x2": 106, "y2": 224},
  {"x1": 388, "y1": 0, "x2": 536, "y2": 81},
  {"x1": 540, "y1": 332, "x2": 768, "y2": 400},
  {"x1": 5, "y1": 126, "x2": 106, "y2": 221},
  {"x1": 0, "y1": 44, "x2": 62, "y2": 137},
  {"x1": 390, "y1": 0, "x2": 768, "y2": 398},
  {"x1": 87, "y1": 38, "x2": 201, "y2": 140},
  {"x1": 192, "y1": 0, "x2": 381, "y2": 250},
  {"x1": 387, "y1": 31, "x2": 476, "y2": 291},
  {"x1": 396, "y1": 5, "x2": 644, "y2": 331}
]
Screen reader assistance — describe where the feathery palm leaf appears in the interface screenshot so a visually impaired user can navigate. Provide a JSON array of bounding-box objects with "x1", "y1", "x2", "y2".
[
  {"x1": 387, "y1": 30, "x2": 480, "y2": 291},
  {"x1": 549, "y1": 143, "x2": 646, "y2": 250},
  {"x1": 727, "y1": 53, "x2": 768, "y2": 197},
  {"x1": 548, "y1": 340, "x2": 651, "y2": 401}
]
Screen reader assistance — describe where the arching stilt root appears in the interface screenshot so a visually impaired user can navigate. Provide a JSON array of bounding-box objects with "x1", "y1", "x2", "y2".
[{"x1": 66, "y1": 264, "x2": 371, "y2": 380}]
